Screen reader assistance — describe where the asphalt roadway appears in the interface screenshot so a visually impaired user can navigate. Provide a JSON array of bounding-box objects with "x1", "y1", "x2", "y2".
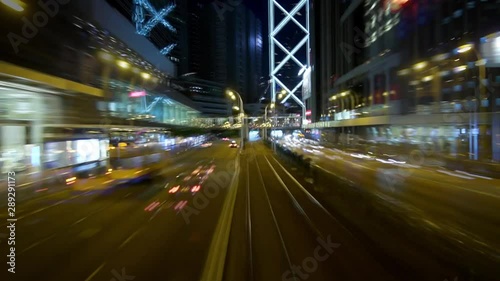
[
  {"x1": 2, "y1": 140, "x2": 499, "y2": 281},
  {"x1": 224, "y1": 142, "x2": 497, "y2": 281},
  {"x1": 279, "y1": 138, "x2": 500, "y2": 278},
  {"x1": 1, "y1": 142, "x2": 238, "y2": 281}
]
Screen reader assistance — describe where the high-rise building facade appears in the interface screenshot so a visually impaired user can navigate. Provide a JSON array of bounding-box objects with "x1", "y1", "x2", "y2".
[
  {"x1": 223, "y1": 5, "x2": 263, "y2": 103},
  {"x1": 311, "y1": 0, "x2": 500, "y2": 161},
  {"x1": 104, "y1": 0, "x2": 263, "y2": 115},
  {"x1": 190, "y1": 2, "x2": 263, "y2": 104},
  {"x1": 173, "y1": 1, "x2": 263, "y2": 109}
]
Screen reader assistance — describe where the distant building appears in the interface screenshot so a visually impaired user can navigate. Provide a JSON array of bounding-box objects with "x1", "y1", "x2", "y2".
[{"x1": 175, "y1": 77, "x2": 231, "y2": 117}]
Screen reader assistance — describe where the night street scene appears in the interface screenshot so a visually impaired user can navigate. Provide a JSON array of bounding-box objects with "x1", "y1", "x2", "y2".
[{"x1": 0, "y1": 0, "x2": 499, "y2": 280}]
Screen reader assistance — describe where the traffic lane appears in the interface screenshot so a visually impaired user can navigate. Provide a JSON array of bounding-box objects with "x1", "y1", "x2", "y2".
[
  {"x1": 254, "y1": 144, "x2": 398, "y2": 281},
  {"x1": 291, "y1": 141, "x2": 500, "y2": 260},
  {"x1": 14, "y1": 143, "x2": 237, "y2": 281},
  {"x1": 264, "y1": 154, "x2": 402, "y2": 280},
  {"x1": 246, "y1": 149, "x2": 302, "y2": 281},
  {"x1": 242, "y1": 143, "x2": 380, "y2": 280},
  {"x1": 313, "y1": 155, "x2": 500, "y2": 253},
  {"x1": 298, "y1": 157, "x2": 499, "y2": 277},
  {"x1": 8, "y1": 170, "x2": 180, "y2": 251},
  {"x1": 223, "y1": 154, "x2": 251, "y2": 281},
  {"x1": 15, "y1": 187, "x2": 162, "y2": 281},
  {"x1": 315, "y1": 145, "x2": 500, "y2": 193},
  {"x1": 318, "y1": 158, "x2": 500, "y2": 245},
  {"x1": 12, "y1": 143, "x2": 233, "y2": 256},
  {"x1": 307, "y1": 148, "x2": 500, "y2": 229},
  {"x1": 0, "y1": 144, "x2": 200, "y2": 210},
  {"x1": 78, "y1": 145, "x2": 238, "y2": 281},
  {"x1": 253, "y1": 153, "x2": 346, "y2": 281},
  {"x1": 4, "y1": 143, "x2": 225, "y2": 226},
  {"x1": 269, "y1": 151, "x2": 470, "y2": 280}
]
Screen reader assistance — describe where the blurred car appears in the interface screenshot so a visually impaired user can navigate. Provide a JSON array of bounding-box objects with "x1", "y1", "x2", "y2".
[
  {"x1": 229, "y1": 140, "x2": 238, "y2": 148},
  {"x1": 165, "y1": 172, "x2": 202, "y2": 198},
  {"x1": 221, "y1": 137, "x2": 230, "y2": 141},
  {"x1": 201, "y1": 142, "x2": 212, "y2": 147}
]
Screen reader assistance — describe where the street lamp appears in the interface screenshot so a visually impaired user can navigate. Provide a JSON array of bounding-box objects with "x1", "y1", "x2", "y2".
[
  {"x1": 413, "y1": 61, "x2": 428, "y2": 71},
  {"x1": 117, "y1": 60, "x2": 130, "y2": 69},
  {"x1": 227, "y1": 90, "x2": 244, "y2": 110},
  {"x1": 1, "y1": 0, "x2": 24, "y2": 11},
  {"x1": 264, "y1": 102, "x2": 275, "y2": 122},
  {"x1": 455, "y1": 43, "x2": 474, "y2": 54},
  {"x1": 226, "y1": 89, "x2": 245, "y2": 148},
  {"x1": 263, "y1": 88, "x2": 289, "y2": 140},
  {"x1": 262, "y1": 102, "x2": 275, "y2": 140}
]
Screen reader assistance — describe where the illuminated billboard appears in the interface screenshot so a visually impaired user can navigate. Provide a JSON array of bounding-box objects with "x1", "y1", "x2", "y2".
[{"x1": 129, "y1": 91, "x2": 146, "y2": 98}]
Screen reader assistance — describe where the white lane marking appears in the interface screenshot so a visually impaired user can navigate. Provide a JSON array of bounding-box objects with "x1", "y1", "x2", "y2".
[
  {"x1": 71, "y1": 216, "x2": 88, "y2": 227},
  {"x1": 149, "y1": 201, "x2": 166, "y2": 221},
  {"x1": 437, "y1": 169, "x2": 475, "y2": 180},
  {"x1": 15, "y1": 191, "x2": 93, "y2": 222},
  {"x1": 165, "y1": 200, "x2": 175, "y2": 208},
  {"x1": 124, "y1": 192, "x2": 132, "y2": 198},
  {"x1": 19, "y1": 234, "x2": 57, "y2": 255},
  {"x1": 454, "y1": 170, "x2": 493, "y2": 180},
  {"x1": 78, "y1": 228, "x2": 101, "y2": 239},
  {"x1": 17, "y1": 200, "x2": 64, "y2": 220},
  {"x1": 119, "y1": 229, "x2": 142, "y2": 249},
  {"x1": 85, "y1": 262, "x2": 106, "y2": 281}
]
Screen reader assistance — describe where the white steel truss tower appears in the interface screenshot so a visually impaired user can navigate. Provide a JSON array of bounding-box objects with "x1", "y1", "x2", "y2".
[{"x1": 268, "y1": 0, "x2": 310, "y2": 121}]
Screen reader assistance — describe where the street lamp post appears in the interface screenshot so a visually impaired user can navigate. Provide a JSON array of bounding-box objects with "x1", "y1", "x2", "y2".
[
  {"x1": 263, "y1": 102, "x2": 275, "y2": 140},
  {"x1": 227, "y1": 90, "x2": 245, "y2": 149},
  {"x1": 263, "y1": 90, "x2": 287, "y2": 140}
]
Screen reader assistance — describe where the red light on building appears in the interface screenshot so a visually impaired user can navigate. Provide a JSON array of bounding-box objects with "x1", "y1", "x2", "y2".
[{"x1": 129, "y1": 90, "x2": 146, "y2": 98}]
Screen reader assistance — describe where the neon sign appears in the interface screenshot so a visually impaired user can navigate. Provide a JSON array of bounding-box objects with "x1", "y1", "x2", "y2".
[{"x1": 129, "y1": 90, "x2": 146, "y2": 98}]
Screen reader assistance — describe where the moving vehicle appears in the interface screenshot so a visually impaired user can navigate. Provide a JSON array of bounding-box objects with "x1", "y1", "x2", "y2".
[
  {"x1": 166, "y1": 172, "x2": 203, "y2": 200},
  {"x1": 108, "y1": 128, "x2": 170, "y2": 182},
  {"x1": 201, "y1": 142, "x2": 212, "y2": 147},
  {"x1": 229, "y1": 140, "x2": 238, "y2": 148},
  {"x1": 165, "y1": 161, "x2": 215, "y2": 198}
]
